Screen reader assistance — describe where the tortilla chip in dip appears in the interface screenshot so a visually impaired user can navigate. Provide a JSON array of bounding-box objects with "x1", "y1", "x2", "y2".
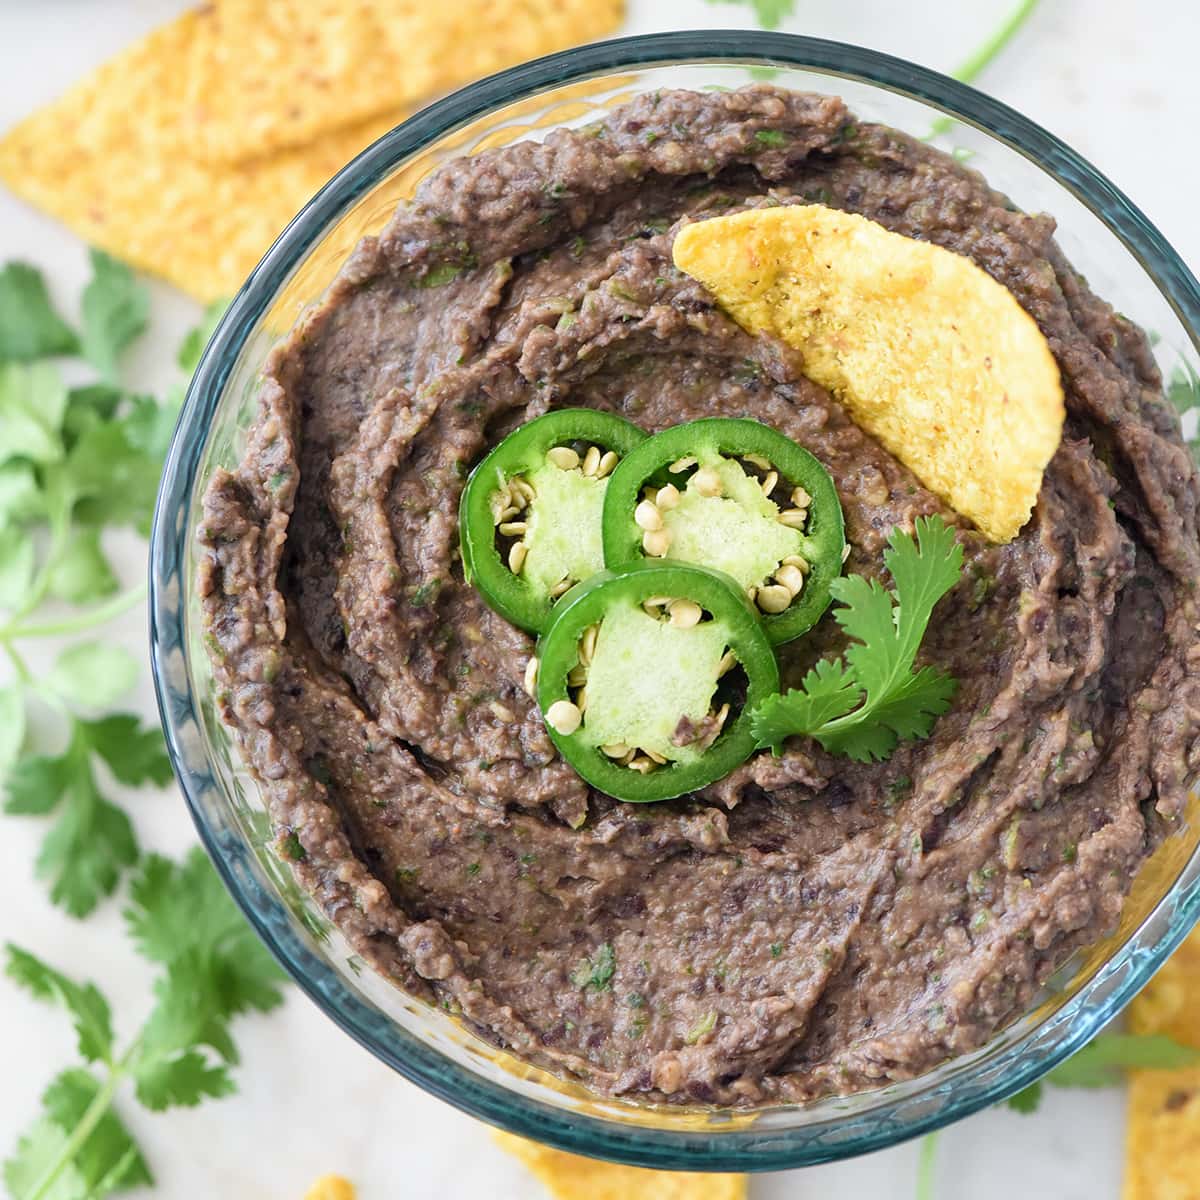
[
  {"x1": 672, "y1": 204, "x2": 1065, "y2": 543},
  {"x1": 493, "y1": 1132, "x2": 747, "y2": 1200}
]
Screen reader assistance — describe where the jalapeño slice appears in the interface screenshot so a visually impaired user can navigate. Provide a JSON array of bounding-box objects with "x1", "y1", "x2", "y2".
[
  {"x1": 534, "y1": 561, "x2": 779, "y2": 803},
  {"x1": 601, "y1": 417, "x2": 845, "y2": 645},
  {"x1": 459, "y1": 408, "x2": 648, "y2": 634}
]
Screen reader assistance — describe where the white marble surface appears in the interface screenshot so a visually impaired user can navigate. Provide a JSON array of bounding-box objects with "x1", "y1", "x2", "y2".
[{"x1": 0, "y1": 1, "x2": 1194, "y2": 1196}]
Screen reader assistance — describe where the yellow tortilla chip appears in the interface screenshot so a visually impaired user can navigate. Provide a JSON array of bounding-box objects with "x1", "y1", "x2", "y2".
[
  {"x1": 304, "y1": 1176, "x2": 355, "y2": 1200},
  {"x1": 182, "y1": 0, "x2": 626, "y2": 164},
  {"x1": 0, "y1": 12, "x2": 408, "y2": 302},
  {"x1": 494, "y1": 1132, "x2": 747, "y2": 1200},
  {"x1": 1123, "y1": 1067, "x2": 1200, "y2": 1200},
  {"x1": 672, "y1": 205, "x2": 1065, "y2": 543},
  {"x1": 1129, "y1": 926, "x2": 1200, "y2": 1048},
  {"x1": 1123, "y1": 927, "x2": 1200, "y2": 1200}
]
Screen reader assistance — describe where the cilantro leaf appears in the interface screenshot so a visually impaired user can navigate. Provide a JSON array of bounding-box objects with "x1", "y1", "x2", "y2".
[
  {"x1": 46, "y1": 529, "x2": 119, "y2": 605},
  {"x1": 0, "y1": 362, "x2": 68, "y2": 465},
  {"x1": 62, "y1": 383, "x2": 124, "y2": 446},
  {"x1": 5, "y1": 945, "x2": 114, "y2": 1064},
  {"x1": 1168, "y1": 361, "x2": 1200, "y2": 418},
  {"x1": 80, "y1": 715, "x2": 172, "y2": 788},
  {"x1": 4, "y1": 721, "x2": 140, "y2": 917},
  {"x1": 79, "y1": 251, "x2": 149, "y2": 384},
  {"x1": 132, "y1": 1048, "x2": 235, "y2": 1112},
  {"x1": 176, "y1": 299, "x2": 227, "y2": 375},
  {"x1": 0, "y1": 460, "x2": 43, "y2": 525},
  {"x1": 1005, "y1": 1080, "x2": 1043, "y2": 1113},
  {"x1": 0, "y1": 683, "x2": 25, "y2": 775},
  {"x1": 4, "y1": 750, "x2": 74, "y2": 816},
  {"x1": 46, "y1": 643, "x2": 138, "y2": 710},
  {"x1": 40, "y1": 1070, "x2": 152, "y2": 1191},
  {"x1": 1167, "y1": 361, "x2": 1200, "y2": 461},
  {"x1": 1005, "y1": 1033, "x2": 1200, "y2": 1114},
  {"x1": 123, "y1": 851, "x2": 286, "y2": 1108},
  {"x1": 750, "y1": 658, "x2": 861, "y2": 752},
  {"x1": 3, "y1": 849, "x2": 285, "y2": 1197},
  {"x1": 3, "y1": 1117, "x2": 90, "y2": 1200},
  {"x1": 4, "y1": 1069, "x2": 151, "y2": 1200},
  {"x1": 0, "y1": 525, "x2": 36, "y2": 609},
  {"x1": 123, "y1": 849, "x2": 287, "y2": 1014},
  {"x1": 704, "y1": 0, "x2": 796, "y2": 28},
  {"x1": 0, "y1": 262, "x2": 78, "y2": 362},
  {"x1": 1042, "y1": 1032, "x2": 1200, "y2": 1087},
  {"x1": 54, "y1": 412, "x2": 164, "y2": 536},
  {"x1": 751, "y1": 516, "x2": 963, "y2": 761}
]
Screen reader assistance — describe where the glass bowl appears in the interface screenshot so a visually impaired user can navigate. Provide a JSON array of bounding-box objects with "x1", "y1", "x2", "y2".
[{"x1": 149, "y1": 30, "x2": 1200, "y2": 1171}]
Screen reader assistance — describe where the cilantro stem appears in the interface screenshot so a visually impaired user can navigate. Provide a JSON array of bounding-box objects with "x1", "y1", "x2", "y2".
[
  {"x1": 2, "y1": 639, "x2": 32, "y2": 685},
  {"x1": 915, "y1": 1130, "x2": 940, "y2": 1200},
  {"x1": 10, "y1": 498, "x2": 73, "y2": 626},
  {"x1": 24, "y1": 1061, "x2": 128, "y2": 1200},
  {"x1": 928, "y1": 0, "x2": 1039, "y2": 136},
  {"x1": 953, "y1": 0, "x2": 1038, "y2": 85},
  {"x1": 0, "y1": 582, "x2": 146, "y2": 643}
]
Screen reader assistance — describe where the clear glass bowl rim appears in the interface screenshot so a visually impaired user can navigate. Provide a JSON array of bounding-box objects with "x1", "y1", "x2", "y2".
[{"x1": 149, "y1": 30, "x2": 1200, "y2": 1171}]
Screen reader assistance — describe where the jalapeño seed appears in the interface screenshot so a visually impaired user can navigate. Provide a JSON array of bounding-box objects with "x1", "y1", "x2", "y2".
[
  {"x1": 547, "y1": 446, "x2": 581, "y2": 470},
  {"x1": 523, "y1": 657, "x2": 539, "y2": 697},
  {"x1": 545, "y1": 700, "x2": 582, "y2": 735},
  {"x1": 668, "y1": 598, "x2": 702, "y2": 628},
  {"x1": 580, "y1": 623, "x2": 600, "y2": 664},
  {"x1": 635, "y1": 499, "x2": 664, "y2": 531},
  {"x1": 775, "y1": 564, "x2": 807, "y2": 594},
  {"x1": 757, "y1": 584, "x2": 792, "y2": 613},
  {"x1": 643, "y1": 528, "x2": 672, "y2": 557},
  {"x1": 655, "y1": 483, "x2": 681, "y2": 510}
]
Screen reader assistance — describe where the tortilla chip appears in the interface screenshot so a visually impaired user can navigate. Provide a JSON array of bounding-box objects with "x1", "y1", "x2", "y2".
[
  {"x1": 304, "y1": 1176, "x2": 355, "y2": 1200},
  {"x1": 182, "y1": 0, "x2": 625, "y2": 163},
  {"x1": 672, "y1": 205, "x2": 1065, "y2": 543},
  {"x1": 494, "y1": 1132, "x2": 747, "y2": 1200},
  {"x1": 1122, "y1": 927, "x2": 1200, "y2": 1200},
  {"x1": 0, "y1": 12, "x2": 408, "y2": 302},
  {"x1": 1129, "y1": 926, "x2": 1200, "y2": 1048},
  {"x1": 1123, "y1": 1067, "x2": 1200, "y2": 1200}
]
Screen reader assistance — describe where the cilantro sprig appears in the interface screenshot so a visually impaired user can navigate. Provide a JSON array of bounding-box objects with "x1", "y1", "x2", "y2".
[
  {"x1": 5, "y1": 714, "x2": 172, "y2": 916},
  {"x1": 3, "y1": 849, "x2": 287, "y2": 1200},
  {"x1": 751, "y1": 516, "x2": 963, "y2": 762},
  {"x1": 0, "y1": 249, "x2": 259, "y2": 1199},
  {"x1": 0, "y1": 254, "x2": 223, "y2": 915}
]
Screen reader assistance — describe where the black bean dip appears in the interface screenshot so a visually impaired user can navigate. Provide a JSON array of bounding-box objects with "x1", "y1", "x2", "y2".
[{"x1": 198, "y1": 87, "x2": 1200, "y2": 1105}]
